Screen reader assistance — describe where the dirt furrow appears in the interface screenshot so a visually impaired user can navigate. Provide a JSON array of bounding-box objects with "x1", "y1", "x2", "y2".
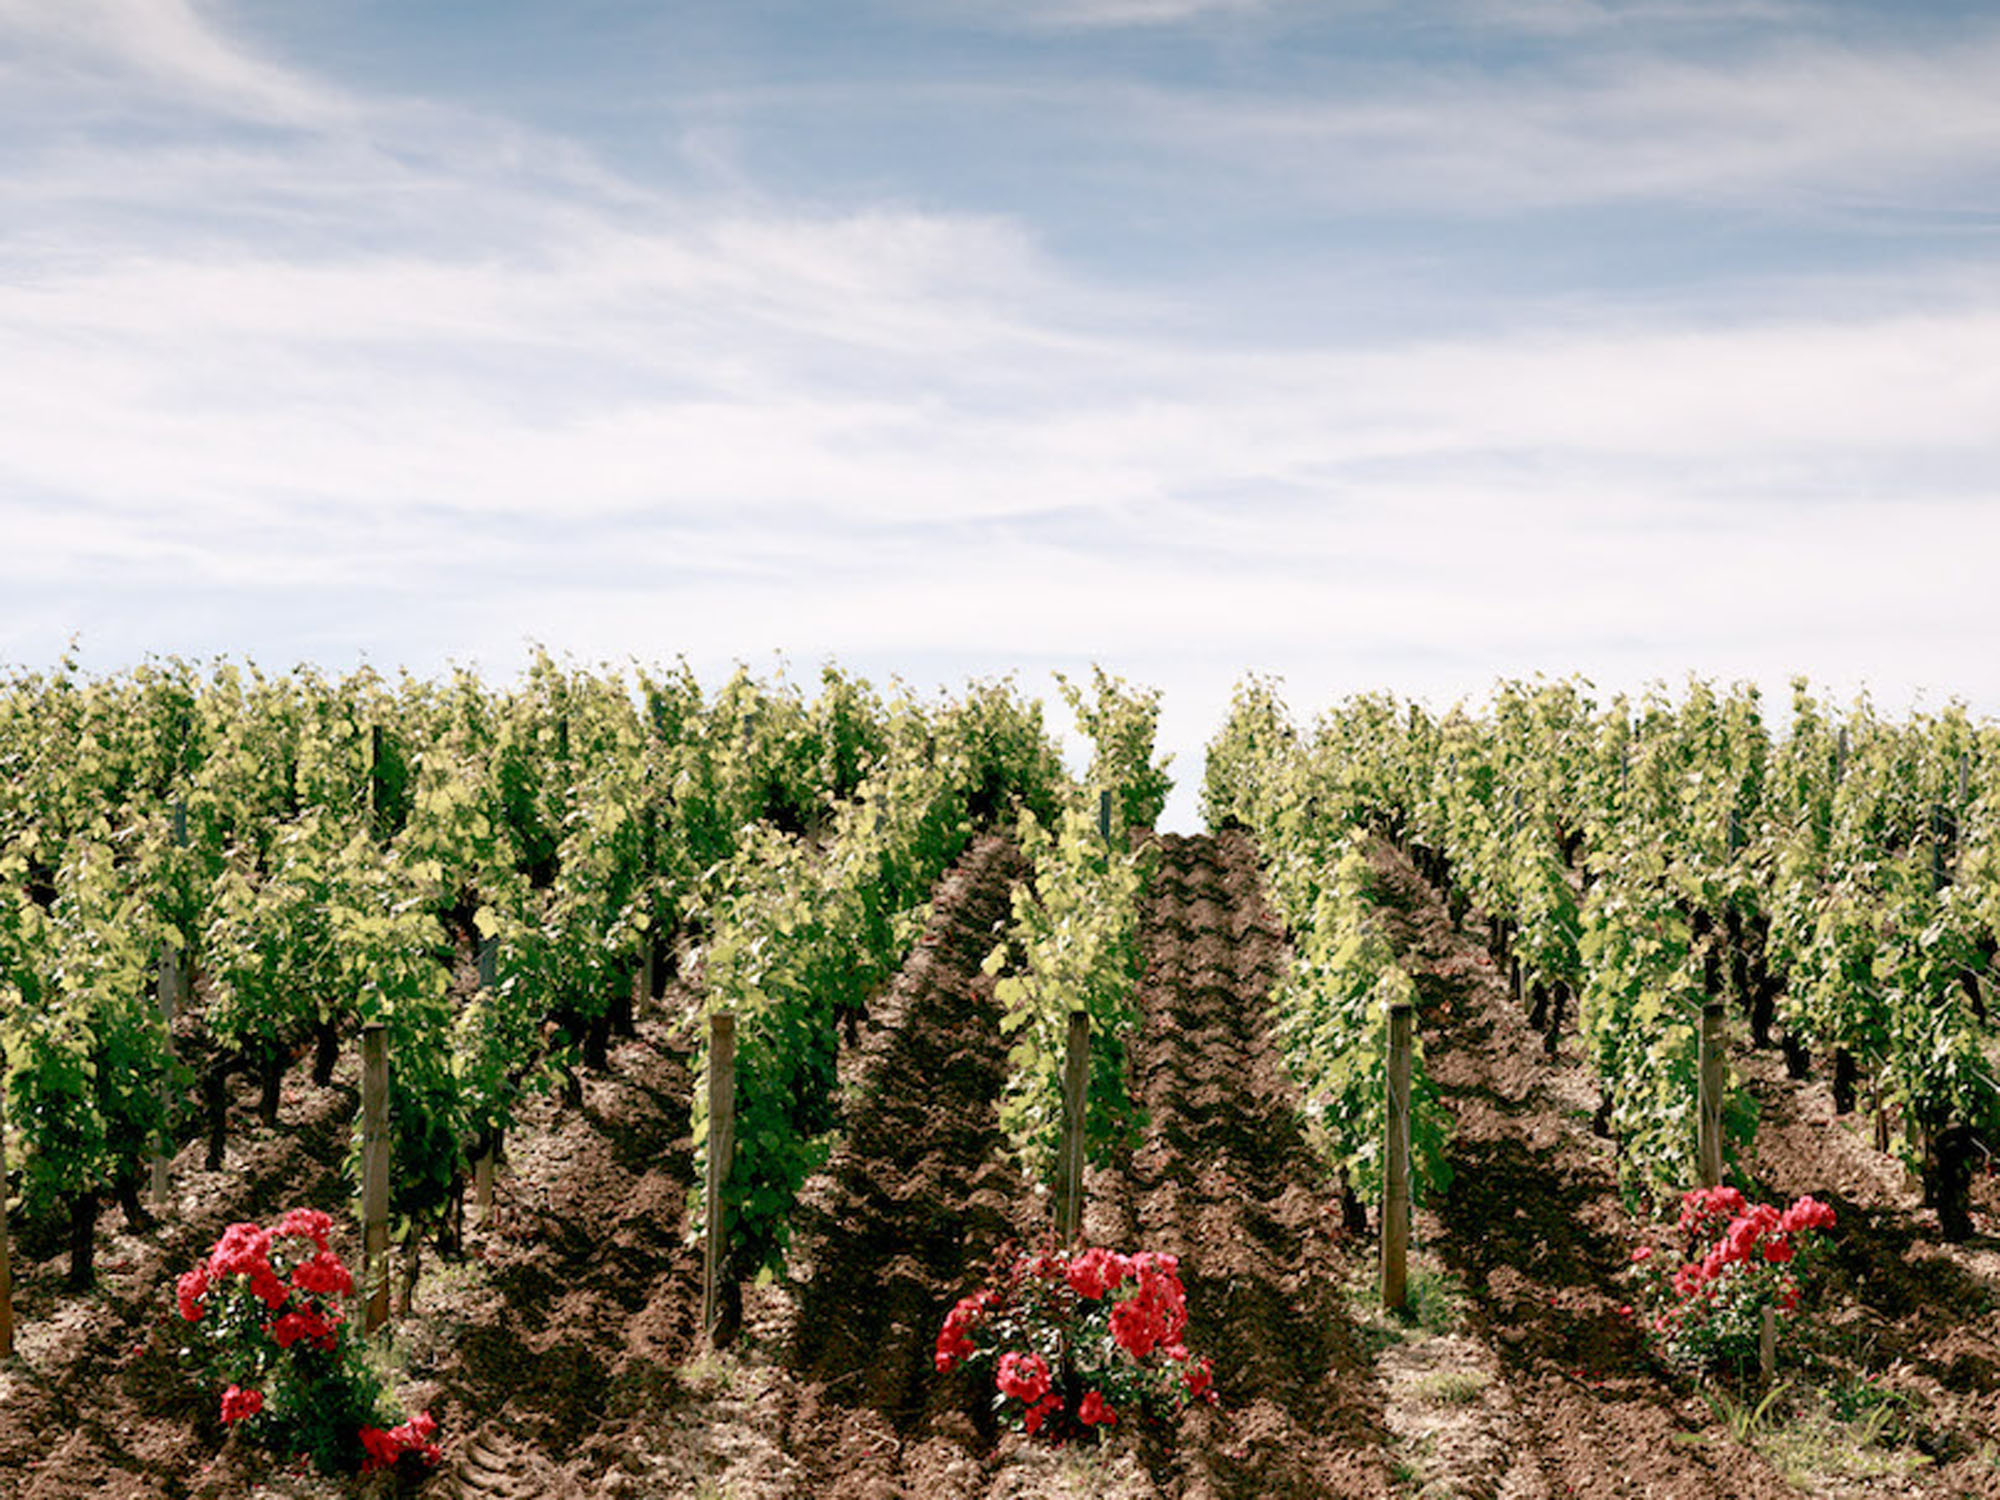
[
  {"x1": 772, "y1": 833, "x2": 1034, "y2": 1499},
  {"x1": 1087, "y1": 830, "x2": 1389, "y2": 1500},
  {"x1": 428, "y1": 1007, "x2": 705, "y2": 1483},
  {"x1": 1367, "y1": 843, "x2": 1804, "y2": 1500}
]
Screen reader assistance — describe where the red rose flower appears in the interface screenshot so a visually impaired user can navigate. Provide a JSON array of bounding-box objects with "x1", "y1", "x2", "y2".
[
  {"x1": 996, "y1": 1351, "x2": 1052, "y2": 1406},
  {"x1": 358, "y1": 1426, "x2": 402, "y2": 1473},
  {"x1": 1023, "y1": 1394, "x2": 1062, "y2": 1436},
  {"x1": 1111, "y1": 1297, "x2": 1161, "y2": 1359},
  {"x1": 1183, "y1": 1356, "x2": 1216, "y2": 1402},
  {"x1": 176, "y1": 1266, "x2": 210, "y2": 1322},
  {"x1": 291, "y1": 1248, "x2": 354, "y2": 1298},
  {"x1": 935, "y1": 1290, "x2": 992, "y2": 1372},
  {"x1": 275, "y1": 1207, "x2": 333, "y2": 1251},
  {"x1": 1065, "y1": 1247, "x2": 1130, "y2": 1301}
]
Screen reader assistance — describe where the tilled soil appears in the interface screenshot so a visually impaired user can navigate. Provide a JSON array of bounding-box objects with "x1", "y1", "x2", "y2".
[
  {"x1": 768, "y1": 832, "x2": 1036, "y2": 1499},
  {"x1": 1085, "y1": 830, "x2": 1388, "y2": 1500},
  {"x1": 1737, "y1": 988, "x2": 2000, "y2": 1495},
  {"x1": 671, "y1": 829, "x2": 1392, "y2": 1499},
  {"x1": 1367, "y1": 838, "x2": 2000, "y2": 1500},
  {"x1": 1365, "y1": 845, "x2": 1800, "y2": 1500},
  {"x1": 0, "y1": 1058, "x2": 382, "y2": 1499},
  {"x1": 8, "y1": 827, "x2": 1999, "y2": 1497}
]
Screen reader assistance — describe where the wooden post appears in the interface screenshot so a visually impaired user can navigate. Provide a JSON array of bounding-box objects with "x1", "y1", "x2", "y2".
[
  {"x1": 1759, "y1": 1303, "x2": 1777, "y2": 1386},
  {"x1": 1, "y1": 1044, "x2": 14, "y2": 1360},
  {"x1": 152, "y1": 798, "x2": 190, "y2": 1208},
  {"x1": 474, "y1": 1145, "x2": 497, "y2": 1226},
  {"x1": 1906, "y1": 1107, "x2": 1926, "y2": 1197},
  {"x1": 1381, "y1": 1001, "x2": 1414, "y2": 1313},
  {"x1": 701, "y1": 1012, "x2": 737, "y2": 1348},
  {"x1": 472, "y1": 936, "x2": 501, "y2": 1226},
  {"x1": 150, "y1": 944, "x2": 184, "y2": 1209},
  {"x1": 1698, "y1": 1002, "x2": 1725, "y2": 1189},
  {"x1": 360, "y1": 1023, "x2": 390, "y2": 1334},
  {"x1": 1056, "y1": 1009, "x2": 1091, "y2": 1245}
]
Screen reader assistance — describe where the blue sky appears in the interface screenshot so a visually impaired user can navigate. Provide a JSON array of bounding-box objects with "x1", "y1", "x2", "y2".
[{"x1": 5, "y1": 0, "x2": 2000, "y2": 828}]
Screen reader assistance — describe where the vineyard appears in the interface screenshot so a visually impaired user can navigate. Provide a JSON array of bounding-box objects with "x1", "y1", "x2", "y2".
[{"x1": 0, "y1": 661, "x2": 1998, "y2": 1497}]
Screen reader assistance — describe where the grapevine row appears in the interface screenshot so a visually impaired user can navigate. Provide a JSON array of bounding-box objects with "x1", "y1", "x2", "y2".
[{"x1": 1220, "y1": 673, "x2": 1997, "y2": 1234}]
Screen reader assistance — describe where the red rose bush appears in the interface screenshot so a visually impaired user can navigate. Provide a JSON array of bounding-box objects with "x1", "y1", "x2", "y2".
[
  {"x1": 177, "y1": 1210, "x2": 442, "y2": 1478},
  {"x1": 1628, "y1": 1186, "x2": 1837, "y2": 1375},
  {"x1": 936, "y1": 1244, "x2": 1218, "y2": 1443}
]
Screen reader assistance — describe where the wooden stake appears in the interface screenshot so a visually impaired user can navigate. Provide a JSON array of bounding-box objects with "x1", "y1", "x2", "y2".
[
  {"x1": 151, "y1": 942, "x2": 186, "y2": 1210},
  {"x1": 360, "y1": 1023, "x2": 390, "y2": 1334},
  {"x1": 1381, "y1": 1001, "x2": 1414, "y2": 1313},
  {"x1": 1056, "y1": 1009, "x2": 1091, "y2": 1245},
  {"x1": 701, "y1": 1012, "x2": 738, "y2": 1348},
  {"x1": 1, "y1": 1045, "x2": 14, "y2": 1360},
  {"x1": 1698, "y1": 1002, "x2": 1725, "y2": 1189},
  {"x1": 152, "y1": 798, "x2": 191, "y2": 1209},
  {"x1": 1759, "y1": 1303, "x2": 1777, "y2": 1386},
  {"x1": 368, "y1": 723, "x2": 385, "y2": 831},
  {"x1": 474, "y1": 1133, "x2": 499, "y2": 1226}
]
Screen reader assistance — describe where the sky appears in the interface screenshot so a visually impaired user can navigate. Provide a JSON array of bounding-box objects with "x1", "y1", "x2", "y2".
[{"x1": 5, "y1": 0, "x2": 2000, "y2": 829}]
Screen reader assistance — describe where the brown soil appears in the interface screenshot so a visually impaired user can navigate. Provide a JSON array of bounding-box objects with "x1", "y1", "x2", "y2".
[
  {"x1": 6, "y1": 829, "x2": 1998, "y2": 1498},
  {"x1": 1366, "y1": 838, "x2": 2000, "y2": 1500},
  {"x1": 1084, "y1": 830, "x2": 1388, "y2": 1500}
]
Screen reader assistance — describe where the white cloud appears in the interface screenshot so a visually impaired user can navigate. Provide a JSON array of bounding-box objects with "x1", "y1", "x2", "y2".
[
  {"x1": 1116, "y1": 29, "x2": 2000, "y2": 209},
  {"x1": 0, "y1": 0, "x2": 350, "y2": 126},
  {"x1": 1460, "y1": 0, "x2": 1805, "y2": 37},
  {"x1": 928, "y1": 0, "x2": 1293, "y2": 30}
]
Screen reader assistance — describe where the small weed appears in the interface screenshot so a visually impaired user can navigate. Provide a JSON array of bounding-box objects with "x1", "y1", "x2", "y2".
[
  {"x1": 1413, "y1": 1367, "x2": 1489, "y2": 1406},
  {"x1": 1701, "y1": 1379, "x2": 1791, "y2": 1444},
  {"x1": 677, "y1": 1351, "x2": 739, "y2": 1396},
  {"x1": 1057, "y1": 1442, "x2": 1124, "y2": 1496},
  {"x1": 1348, "y1": 1256, "x2": 1468, "y2": 1342},
  {"x1": 1405, "y1": 1264, "x2": 1467, "y2": 1335},
  {"x1": 1694, "y1": 1374, "x2": 1933, "y2": 1488},
  {"x1": 1388, "y1": 1432, "x2": 1437, "y2": 1493},
  {"x1": 1825, "y1": 1372, "x2": 1916, "y2": 1444}
]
